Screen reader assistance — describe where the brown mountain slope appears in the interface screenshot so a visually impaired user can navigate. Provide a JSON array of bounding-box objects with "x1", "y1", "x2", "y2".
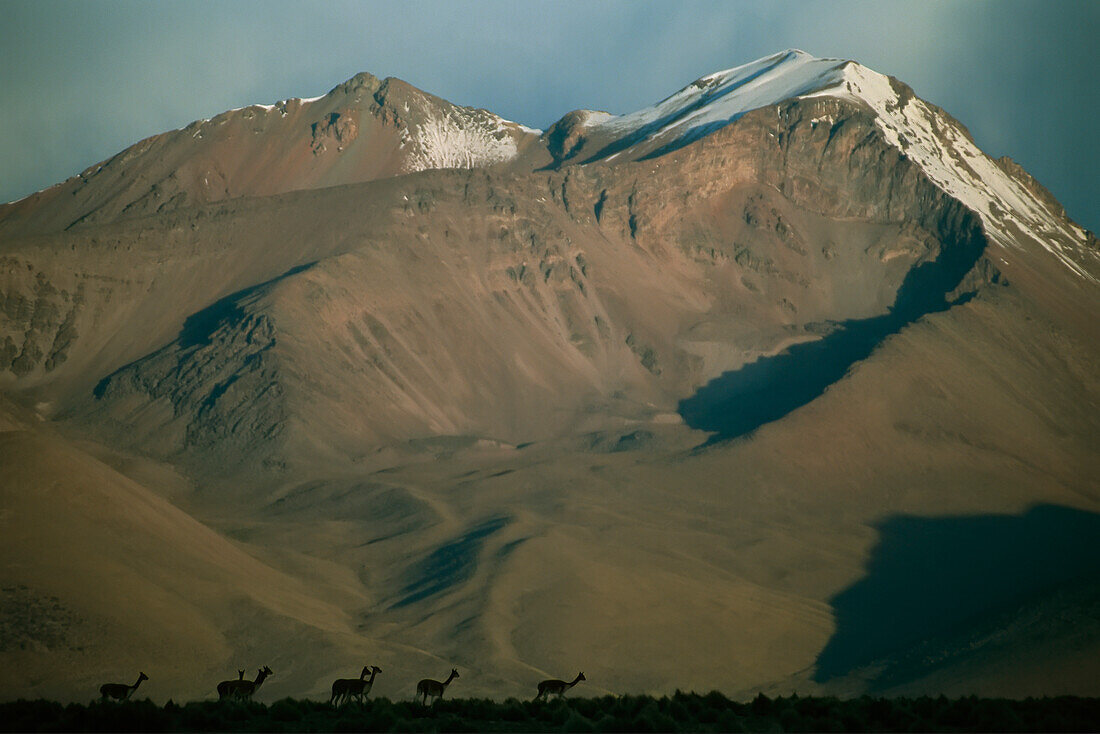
[
  {"x1": 0, "y1": 395, "x2": 368, "y2": 701},
  {"x1": 4, "y1": 97, "x2": 1003, "y2": 447},
  {"x1": 0, "y1": 73, "x2": 542, "y2": 239}
]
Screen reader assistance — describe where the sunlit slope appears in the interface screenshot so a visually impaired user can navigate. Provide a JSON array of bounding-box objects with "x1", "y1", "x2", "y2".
[{"x1": 0, "y1": 396, "x2": 372, "y2": 702}]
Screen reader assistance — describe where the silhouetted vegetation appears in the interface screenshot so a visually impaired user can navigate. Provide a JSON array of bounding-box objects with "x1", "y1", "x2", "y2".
[{"x1": 2, "y1": 692, "x2": 1099, "y2": 732}]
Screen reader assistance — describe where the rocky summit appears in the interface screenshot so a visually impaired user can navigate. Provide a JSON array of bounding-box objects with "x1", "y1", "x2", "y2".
[{"x1": 0, "y1": 50, "x2": 1098, "y2": 703}]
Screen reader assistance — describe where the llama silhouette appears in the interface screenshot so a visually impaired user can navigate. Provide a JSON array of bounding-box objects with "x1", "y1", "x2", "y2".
[
  {"x1": 330, "y1": 665, "x2": 381, "y2": 705},
  {"x1": 536, "y1": 672, "x2": 586, "y2": 700},
  {"x1": 416, "y1": 668, "x2": 459, "y2": 704},
  {"x1": 99, "y1": 672, "x2": 147, "y2": 701},
  {"x1": 217, "y1": 666, "x2": 273, "y2": 701}
]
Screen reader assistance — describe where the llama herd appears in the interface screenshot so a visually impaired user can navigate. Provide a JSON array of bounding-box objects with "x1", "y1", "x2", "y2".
[{"x1": 97, "y1": 667, "x2": 586, "y2": 704}]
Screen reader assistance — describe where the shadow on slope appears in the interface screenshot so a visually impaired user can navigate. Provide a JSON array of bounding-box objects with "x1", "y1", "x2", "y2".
[
  {"x1": 814, "y1": 504, "x2": 1100, "y2": 689},
  {"x1": 178, "y1": 263, "x2": 315, "y2": 349},
  {"x1": 92, "y1": 262, "x2": 314, "y2": 399},
  {"x1": 393, "y1": 516, "x2": 510, "y2": 609},
  {"x1": 678, "y1": 213, "x2": 987, "y2": 445}
]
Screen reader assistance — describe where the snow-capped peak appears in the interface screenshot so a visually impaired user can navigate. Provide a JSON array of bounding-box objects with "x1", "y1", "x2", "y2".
[
  {"x1": 587, "y1": 49, "x2": 847, "y2": 151},
  {"x1": 582, "y1": 50, "x2": 1095, "y2": 280},
  {"x1": 802, "y1": 60, "x2": 1095, "y2": 280}
]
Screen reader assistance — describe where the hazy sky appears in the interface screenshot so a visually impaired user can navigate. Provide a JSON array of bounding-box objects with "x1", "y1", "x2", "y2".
[{"x1": 1, "y1": 1, "x2": 1097, "y2": 231}]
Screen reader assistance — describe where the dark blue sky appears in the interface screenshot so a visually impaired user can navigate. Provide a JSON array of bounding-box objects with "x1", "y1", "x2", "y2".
[{"x1": 1, "y1": 1, "x2": 1096, "y2": 232}]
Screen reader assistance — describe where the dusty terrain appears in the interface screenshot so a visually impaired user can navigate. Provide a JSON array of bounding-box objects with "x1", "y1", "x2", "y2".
[{"x1": 0, "y1": 52, "x2": 1097, "y2": 702}]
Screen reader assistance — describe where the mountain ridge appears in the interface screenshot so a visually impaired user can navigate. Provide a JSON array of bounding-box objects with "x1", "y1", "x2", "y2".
[
  {"x1": 0, "y1": 68, "x2": 543, "y2": 239},
  {"x1": 4, "y1": 50, "x2": 1096, "y2": 282}
]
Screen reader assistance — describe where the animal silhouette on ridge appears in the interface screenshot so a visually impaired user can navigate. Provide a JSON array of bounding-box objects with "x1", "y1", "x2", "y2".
[
  {"x1": 217, "y1": 666, "x2": 273, "y2": 700},
  {"x1": 99, "y1": 672, "x2": 148, "y2": 701},
  {"x1": 330, "y1": 665, "x2": 381, "y2": 705},
  {"x1": 416, "y1": 668, "x2": 459, "y2": 704},
  {"x1": 536, "y1": 672, "x2": 586, "y2": 700}
]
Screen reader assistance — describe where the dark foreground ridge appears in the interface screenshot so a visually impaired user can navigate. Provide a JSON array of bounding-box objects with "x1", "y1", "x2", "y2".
[{"x1": 3, "y1": 693, "x2": 1099, "y2": 732}]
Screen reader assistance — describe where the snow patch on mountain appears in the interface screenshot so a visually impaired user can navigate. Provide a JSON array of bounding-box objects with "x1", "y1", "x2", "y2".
[
  {"x1": 514, "y1": 122, "x2": 545, "y2": 136},
  {"x1": 585, "y1": 49, "x2": 1095, "y2": 280},
  {"x1": 404, "y1": 112, "x2": 519, "y2": 172},
  {"x1": 577, "y1": 110, "x2": 615, "y2": 126},
  {"x1": 803, "y1": 63, "x2": 1097, "y2": 281},
  {"x1": 592, "y1": 49, "x2": 840, "y2": 147}
]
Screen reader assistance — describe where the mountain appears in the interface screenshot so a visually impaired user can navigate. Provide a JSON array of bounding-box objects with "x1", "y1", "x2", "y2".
[
  {"x1": 0, "y1": 72, "x2": 542, "y2": 239},
  {"x1": 1, "y1": 50, "x2": 1098, "y2": 702},
  {"x1": 547, "y1": 50, "x2": 1095, "y2": 277}
]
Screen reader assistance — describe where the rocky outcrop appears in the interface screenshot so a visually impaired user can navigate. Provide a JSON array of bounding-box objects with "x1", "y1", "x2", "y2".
[
  {"x1": 0, "y1": 262, "x2": 84, "y2": 378},
  {"x1": 310, "y1": 110, "x2": 359, "y2": 154}
]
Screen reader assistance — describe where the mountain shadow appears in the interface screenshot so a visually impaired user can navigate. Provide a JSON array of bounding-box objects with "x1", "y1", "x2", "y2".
[
  {"x1": 677, "y1": 212, "x2": 988, "y2": 445},
  {"x1": 814, "y1": 504, "x2": 1100, "y2": 689},
  {"x1": 92, "y1": 263, "x2": 314, "y2": 399},
  {"x1": 393, "y1": 516, "x2": 509, "y2": 608},
  {"x1": 177, "y1": 262, "x2": 315, "y2": 348}
]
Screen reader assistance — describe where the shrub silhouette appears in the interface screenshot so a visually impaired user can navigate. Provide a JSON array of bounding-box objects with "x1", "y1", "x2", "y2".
[{"x1": 3, "y1": 693, "x2": 1100, "y2": 732}]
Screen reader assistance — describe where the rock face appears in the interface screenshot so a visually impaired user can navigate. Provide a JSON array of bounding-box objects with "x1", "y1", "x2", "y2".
[
  {"x1": 1, "y1": 50, "x2": 1098, "y2": 701},
  {"x1": 310, "y1": 110, "x2": 359, "y2": 154}
]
